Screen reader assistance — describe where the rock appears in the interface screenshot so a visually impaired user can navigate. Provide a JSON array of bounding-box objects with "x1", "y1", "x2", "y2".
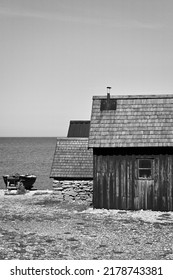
[
  {"x1": 64, "y1": 190, "x2": 76, "y2": 196},
  {"x1": 53, "y1": 187, "x2": 63, "y2": 191}
]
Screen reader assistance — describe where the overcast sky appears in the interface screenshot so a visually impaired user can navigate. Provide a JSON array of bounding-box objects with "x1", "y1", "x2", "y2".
[{"x1": 1, "y1": 0, "x2": 173, "y2": 136}]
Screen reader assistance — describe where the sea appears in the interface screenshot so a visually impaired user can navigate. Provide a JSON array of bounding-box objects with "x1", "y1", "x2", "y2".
[{"x1": 0, "y1": 137, "x2": 57, "y2": 190}]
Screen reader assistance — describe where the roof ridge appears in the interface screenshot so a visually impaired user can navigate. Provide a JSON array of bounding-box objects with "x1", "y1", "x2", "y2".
[
  {"x1": 93, "y1": 94, "x2": 173, "y2": 100},
  {"x1": 69, "y1": 120, "x2": 90, "y2": 122}
]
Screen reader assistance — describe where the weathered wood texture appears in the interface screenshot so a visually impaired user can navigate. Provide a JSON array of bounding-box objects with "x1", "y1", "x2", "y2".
[{"x1": 93, "y1": 147, "x2": 173, "y2": 211}]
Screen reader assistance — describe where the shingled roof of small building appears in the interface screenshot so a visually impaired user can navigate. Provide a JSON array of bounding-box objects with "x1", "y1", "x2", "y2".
[
  {"x1": 88, "y1": 94, "x2": 173, "y2": 148},
  {"x1": 50, "y1": 138, "x2": 93, "y2": 179},
  {"x1": 67, "y1": 120, "x2": 90, "y2": 138}
]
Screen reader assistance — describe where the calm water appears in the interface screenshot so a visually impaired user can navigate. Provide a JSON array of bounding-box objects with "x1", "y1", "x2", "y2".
[{"x1": 0, "y1": 137, "x2": 56, "y2": 190}]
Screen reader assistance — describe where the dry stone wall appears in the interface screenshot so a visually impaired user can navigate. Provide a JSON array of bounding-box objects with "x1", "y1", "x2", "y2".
[{"x1": 53, "y1": 180, "x2": 93, "y2": 203}]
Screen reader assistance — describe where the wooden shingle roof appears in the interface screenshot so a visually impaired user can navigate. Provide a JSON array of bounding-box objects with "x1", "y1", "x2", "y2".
[
  {"x1": 89, "y1": 94, "x2": 173, "y2": 148},
  {"x1": 67, "y1": 120, "x2": 90, "y2": 137},
  {"x1": 50, "y1": 138, "x2": 93, "y2": 179}
]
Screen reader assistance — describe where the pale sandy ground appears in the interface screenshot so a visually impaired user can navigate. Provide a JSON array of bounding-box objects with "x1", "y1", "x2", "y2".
[
  {"x1": 83, "y1": 207, "x2": 173, "y2": 224},
  {"x1": 1, "y1": 189, "x2": 173, "y2": 224},
  {"x1": 0, "y1": 188, "x2": 173, "y2": 259}
]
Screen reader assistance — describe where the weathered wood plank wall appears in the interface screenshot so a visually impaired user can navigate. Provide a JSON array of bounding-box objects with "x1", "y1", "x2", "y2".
[{"x1": 93, "y1": 148, "x2": 173, "y2": 211}]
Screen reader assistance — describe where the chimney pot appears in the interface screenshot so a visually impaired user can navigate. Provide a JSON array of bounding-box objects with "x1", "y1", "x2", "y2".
[
  {"x1": 107, "y1": 87, "x2": 111, "y2": 94},
  {"x1": 107, "y1": 87, "x2": 111, "y2": 101}
]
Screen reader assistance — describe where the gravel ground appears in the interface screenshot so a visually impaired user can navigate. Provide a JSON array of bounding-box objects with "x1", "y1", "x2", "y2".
[{"x1": 0, "y1": 190, "x2": 173, "y2": 260}]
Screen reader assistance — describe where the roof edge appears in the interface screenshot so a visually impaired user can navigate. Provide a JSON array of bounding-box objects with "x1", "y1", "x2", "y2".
[
  {"x1": 50, "y1": 176, "x2": 93, "y2": 179},
  {"x1": 69, "y1": 120, "x2": 90, "y2": 123},
  {"x1": 56, "y1": 137, "x2": 89, "y2": 140}
]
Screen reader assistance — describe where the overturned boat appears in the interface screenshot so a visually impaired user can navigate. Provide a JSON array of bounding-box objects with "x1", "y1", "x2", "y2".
[{"x1": 3, "y1": 174, "x2": 37, "y2": 190}]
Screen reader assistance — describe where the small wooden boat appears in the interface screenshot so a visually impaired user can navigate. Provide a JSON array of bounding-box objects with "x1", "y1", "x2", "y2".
[{"x1": 3, "y1": 174, "x2": 37, "y2": 190}]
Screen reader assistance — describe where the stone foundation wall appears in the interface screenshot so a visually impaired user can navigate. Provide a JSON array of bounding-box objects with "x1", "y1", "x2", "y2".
[{"x1": 53, "y1": 180, "x2": 93, "y2": 203}]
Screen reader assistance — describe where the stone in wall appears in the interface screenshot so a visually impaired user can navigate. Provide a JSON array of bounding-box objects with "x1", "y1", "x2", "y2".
[{"x1": 53, "y1": 180, "x2": 93, "y2": 203}]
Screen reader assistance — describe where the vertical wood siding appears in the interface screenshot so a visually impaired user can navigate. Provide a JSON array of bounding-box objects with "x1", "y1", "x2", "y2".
[{"x1": 93, "y1": 148, "x2": 173, "y2": 211}]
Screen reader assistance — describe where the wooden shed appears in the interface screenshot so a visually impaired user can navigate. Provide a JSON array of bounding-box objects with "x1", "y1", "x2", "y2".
[{"x1": 88, "y1": 94, "x2": 173, "y2": 211}]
